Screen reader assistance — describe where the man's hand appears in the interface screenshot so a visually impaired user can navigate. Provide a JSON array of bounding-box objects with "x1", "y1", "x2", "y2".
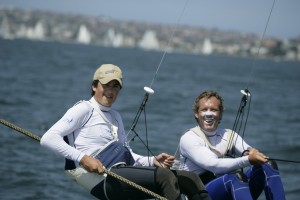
[
  {"x1": 80, "y1": 155, "x2": 104, "y2": 173},
  {"x1": 248, "y1": 148, "x2": 269, "y2": 166},
  {"x1": 153, "y1": 153, "x2": 175, "y2": 168}
]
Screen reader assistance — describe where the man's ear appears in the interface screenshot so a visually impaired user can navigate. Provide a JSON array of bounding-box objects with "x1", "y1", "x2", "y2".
[
  {"x1": 194, "y1": 112, "x2": 199, "y2": 120},
  {"x1": 92, "y1": 85, "x2": 97, "y2": 92}
]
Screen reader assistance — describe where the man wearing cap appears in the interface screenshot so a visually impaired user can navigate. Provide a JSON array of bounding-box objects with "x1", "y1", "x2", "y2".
[{"x1": 40, "y1": 64, "x2": 211, "y2": 200}]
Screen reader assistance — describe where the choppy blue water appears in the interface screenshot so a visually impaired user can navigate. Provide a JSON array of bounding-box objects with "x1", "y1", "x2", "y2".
[{"x1": 0, "y1": 38, "x2": 299, "y2": 199}]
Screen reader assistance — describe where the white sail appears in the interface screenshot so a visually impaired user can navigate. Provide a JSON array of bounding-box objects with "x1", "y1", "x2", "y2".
[
  {"x1": 25, "y1": 21, "x2": 45, "y2": 40},
  {"x1": 77, "y1": 25, "x2": 91, "y2": 44},
  {"x1": 202, "y1": 38, "x2": 213, "y2": 55},
  {"x1": 0, "y1": 16, "x2": 13, "y2": 39},
  {"x1": 104, "y1": 28, "x2": 123, "y2": 47},
  {"x1": 138, "y1": 30, "x2": 159, "y2": 50}
]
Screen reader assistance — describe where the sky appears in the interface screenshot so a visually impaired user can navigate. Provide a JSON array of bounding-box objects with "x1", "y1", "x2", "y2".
[{"x1": 1, "y1": 0, "x2": 299, "y2": 39}]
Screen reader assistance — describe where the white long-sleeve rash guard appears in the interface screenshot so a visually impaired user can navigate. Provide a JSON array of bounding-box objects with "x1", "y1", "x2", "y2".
[
  {"x1": 179, "y1": 128, "x2": 251, "y2": 175},
  {"x1": 40, "y1": 97, "x2": 154, "y2": 168}
]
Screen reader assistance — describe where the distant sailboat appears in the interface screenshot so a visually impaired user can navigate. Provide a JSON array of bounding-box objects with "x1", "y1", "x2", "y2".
[
  {"x1": 104, "y1": 28, "x2": 123, "y2": 47},
  {"x1": 0, "y1": 16, "x2": 13, "y2": 39},
  {"x1": 202, "y1": 38, "x2": 213, "y2": 55},
  {"x1": 138, "y1": 30, "x2": 160, "y2": 50},
  {"x1": 26, "y1": 21, "x2": 45, "y2": 40},
  {"x1": 77, "y1": 25, "x2": 91, "y2": 44}
]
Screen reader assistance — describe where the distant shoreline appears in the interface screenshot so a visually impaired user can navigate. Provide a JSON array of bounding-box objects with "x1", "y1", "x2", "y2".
[{"x1": 0, "y1": 7, "x2": 299, "y2": 61}]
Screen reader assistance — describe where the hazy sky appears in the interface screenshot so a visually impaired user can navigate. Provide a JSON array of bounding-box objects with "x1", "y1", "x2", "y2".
[{"x1": 1, "y1": 0, "x2": 299, "y2": 39}]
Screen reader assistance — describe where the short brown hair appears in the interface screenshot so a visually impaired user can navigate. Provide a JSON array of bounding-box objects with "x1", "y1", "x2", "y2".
[{"x1": 192, "y1": 90, "x2": 224, "y2": 121}]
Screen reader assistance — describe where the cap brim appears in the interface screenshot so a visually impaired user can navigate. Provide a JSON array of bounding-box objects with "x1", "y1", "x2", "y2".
[{"x1": 99, "y1": 77, "x2": 122, "y2": 86}]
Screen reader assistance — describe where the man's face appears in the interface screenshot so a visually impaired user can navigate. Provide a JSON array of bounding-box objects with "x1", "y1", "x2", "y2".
[
  {"x1": 93, "y1": 80, "x2": 121, "y2": 107},
  {"x1": 195, "y1": 96, "x2": 221, "y2": 132}
]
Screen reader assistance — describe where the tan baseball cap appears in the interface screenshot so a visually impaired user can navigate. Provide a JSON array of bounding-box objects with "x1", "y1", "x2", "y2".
[{"x1": 93, "y1": 64, "x2": 122, "y2": 86}]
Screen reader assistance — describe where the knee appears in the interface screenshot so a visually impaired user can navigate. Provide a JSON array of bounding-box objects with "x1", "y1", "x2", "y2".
[
  {"x1": 266, "y1": 160, "x2": 278, "y2": 170},
  {"x1": 176, "y1": 170, "x2": 206, "y2": 191},
  {"x1": 181, "y1": 171, "x2": 203, "y2": 187},
  {"x1": 156, "y1": 168, "x2": 177, "y2": 184},
  {"x1": 233, "y1": 171, "x2": 248, "y2": 183},
  {"x1": 155, "y1": 168, "x2": 181, "y2": 199}
]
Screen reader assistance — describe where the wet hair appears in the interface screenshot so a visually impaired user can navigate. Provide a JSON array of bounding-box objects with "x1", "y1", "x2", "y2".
[
  {"x1": 91, "y1": 80, "x2": 99, "y2": 96},
  {"x1": 192, "y1": 90, "x2": 224, "y2": 121}
]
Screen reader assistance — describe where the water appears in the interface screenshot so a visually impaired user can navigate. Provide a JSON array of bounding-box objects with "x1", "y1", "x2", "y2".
[{"x1": 0, "y1": 38, "x2": 299, "y2": 199}]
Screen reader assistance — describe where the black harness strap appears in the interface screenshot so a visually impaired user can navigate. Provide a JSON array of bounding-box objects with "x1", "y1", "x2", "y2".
[{"x1": 63, "y1": 136, "x2": 76, "y2": 170}]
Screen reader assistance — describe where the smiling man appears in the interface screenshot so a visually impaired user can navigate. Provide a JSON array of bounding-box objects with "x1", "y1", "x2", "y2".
[{"x1": 176, "y1": 90, "x2": 286, "y2": 200}]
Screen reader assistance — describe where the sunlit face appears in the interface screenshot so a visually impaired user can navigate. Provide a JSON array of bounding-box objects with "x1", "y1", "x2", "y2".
[
  {"x1": 195, "y1": 96, "x2": 221, "y2": 132},
  {"x1": 92, "y1": 80, "x2": 121, "y2": 107}
]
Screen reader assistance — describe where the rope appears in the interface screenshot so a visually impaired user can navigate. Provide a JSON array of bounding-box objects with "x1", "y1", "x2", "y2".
[
  {"x1": 0, "y1": 119, "x2": 41, "y2": 141},
  {"x1": 226, "y1": 0, "x2": 276, "y2": 156},
  {"x1": 0, "y1": 118, "x2": 167, "y2": 200},
  {"x1": 149, "y1": 0, "x2": 190, "y2": 89},
  {"x1": 126, "y1": 0, "x2": 191, "y2": 168},
  {"x1": 246, "y1": 0, "x2": 276, "y2": 89},
  {"x1": 103, "y1": 169, "x2": 167, "y2": 200}
]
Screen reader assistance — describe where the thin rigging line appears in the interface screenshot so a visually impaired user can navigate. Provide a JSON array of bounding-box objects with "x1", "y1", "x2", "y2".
[
  {"x1": 149, "y1": 0, "x2": 190, "y2": 88},
  {"x1": 246, "y1": 0, "x2": 276, "y2": 89},
  {"x1": 226, "y1": 0, "x2": 276, "y2": 158}
]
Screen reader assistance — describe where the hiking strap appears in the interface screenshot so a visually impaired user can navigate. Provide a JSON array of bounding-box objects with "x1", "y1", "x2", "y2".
[{"x1": 190, "y1": 126, "x2": 233, "y2": 158}]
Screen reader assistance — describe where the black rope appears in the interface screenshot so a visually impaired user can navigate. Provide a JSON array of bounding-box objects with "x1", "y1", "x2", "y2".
[
  {"x1": 268, "y1": 158, "x2": 300, "y2": 164},
  {"x1": 126, "y1": 93, "x2": 164, "y2": 168},
  {"x1": 226, "y1": 89, "x2": 251, "y2": 157}
]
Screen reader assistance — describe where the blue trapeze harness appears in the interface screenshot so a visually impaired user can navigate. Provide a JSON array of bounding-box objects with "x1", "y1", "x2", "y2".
[{"x1": 64, "y1": 101, "x2": 134, "y2": 170}]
